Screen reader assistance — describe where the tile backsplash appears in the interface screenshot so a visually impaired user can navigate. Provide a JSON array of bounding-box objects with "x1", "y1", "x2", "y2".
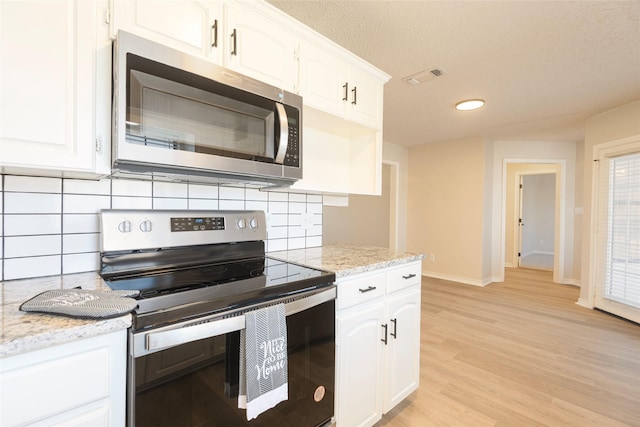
[{"x1": 0, "y1": 175, "x2": 323, "y2": 281}]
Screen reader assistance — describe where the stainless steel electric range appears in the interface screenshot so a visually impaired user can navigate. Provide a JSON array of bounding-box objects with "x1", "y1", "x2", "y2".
[{"x1": 99, "y1": 209, "x2": 336, "y2": 427}]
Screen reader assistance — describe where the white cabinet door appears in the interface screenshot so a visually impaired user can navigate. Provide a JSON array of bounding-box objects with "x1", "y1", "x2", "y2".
[
  {"x1": 299, "y1": 40, "x2": 385, "y2": 130},
  {"x1": 111, "y1": 0, "x2": 222, "y2": 62},
  {"x1": 223, "y1": 2, "x2": 297, "y2": 92},
  {"x1": 0, "y1": 330, "x2": 126, "y2": 427},
  {"x1": 336, "y1": 301, "x2": 385, "y2": 427},
  {"x1": 384, "y1": 286, "x2": 421, "y2": 412},
  {"x1": 0, "y1": 0, "x2": 105, "y2": 173},
  {"x1": 299, "y1": 41, "x2": 349, "y2": 115},
  {"x1": 348, "y1": 66, "x2": 384, "y2": 130}
]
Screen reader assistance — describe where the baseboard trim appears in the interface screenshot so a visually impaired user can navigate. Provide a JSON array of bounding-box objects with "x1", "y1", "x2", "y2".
[
  {"x1": 421, "y1": 271, "x2": 492, "y2": 287},
  {"x1": 576, "y1": 298, "x2": 593, "y2": 309}
]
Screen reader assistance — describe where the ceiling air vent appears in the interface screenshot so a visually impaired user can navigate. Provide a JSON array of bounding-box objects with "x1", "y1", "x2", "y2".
[{"x1": 402, "y1": 68, "x2": 445, "y2": 85}]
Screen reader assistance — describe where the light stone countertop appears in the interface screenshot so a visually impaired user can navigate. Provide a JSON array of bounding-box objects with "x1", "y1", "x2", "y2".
[
  {"x1": 0, "y1": 272, "x2": 131, "y2": 359},
  {"x1": 1, "y1": 245, "x2": 422, "y2": 359},
  {"x1": 268, "y1": 244, "x2": 425, "y2": 278}
]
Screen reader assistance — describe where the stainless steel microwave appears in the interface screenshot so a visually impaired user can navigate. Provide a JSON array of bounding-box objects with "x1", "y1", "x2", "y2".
[{"x1": 112, "y1": 31, "x2": 302, "y2": 187}]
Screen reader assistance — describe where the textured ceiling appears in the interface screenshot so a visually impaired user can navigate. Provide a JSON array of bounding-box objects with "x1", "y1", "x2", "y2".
[{"x1": 267, "y1": 0, "x2": 640, "y2": 146}]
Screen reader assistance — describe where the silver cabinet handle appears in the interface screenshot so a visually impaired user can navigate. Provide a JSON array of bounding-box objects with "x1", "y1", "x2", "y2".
[
  {"x1": 402, "y1": 274, "x2": 416, "y2": 279},
  {"x1": 359, "y1": 285, "x2": 377, "y2": 293},
  {"x1": 230, "y1": 28, "x2": 237, "y2": 55},
  {"x1": 342, "y1": 82, "x2": 348, "y2": 101},
  {"x1": 351, "y1": 86, "x2": 357, "y2": 105},
  {"x1": 381, "y1": 323, "x2": 388, "y2": 345},
  {"x1": 390, "y1": 318, "x2": 397, "y2": 339}
]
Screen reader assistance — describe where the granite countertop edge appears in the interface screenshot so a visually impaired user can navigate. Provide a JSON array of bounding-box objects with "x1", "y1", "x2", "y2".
[
  {"x1": 0, "y1": 272, "x2": 132, "y2": 359},
  {"x1": 1, "y1": 245, "x2": 423, "y2": 358}
]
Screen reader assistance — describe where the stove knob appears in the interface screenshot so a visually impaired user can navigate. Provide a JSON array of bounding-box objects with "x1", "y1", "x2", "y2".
[
  {"x1": 117, "y1": 220, "x2": 132, "y2": 233},
  {"x1": 237, "y1": 218, "x2": 247, "y2": 229},
  {"x1": 249, "y1": 218, "x2": 259, "y2": 229},
  {"x1": 139, "y1": 220, "x2": 153, "y2": 233}
]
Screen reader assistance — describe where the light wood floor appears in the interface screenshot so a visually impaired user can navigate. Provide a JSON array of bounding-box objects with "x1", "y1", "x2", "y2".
[{"x1": 376, "y1": 268, "x2": 640, "y2": 427}]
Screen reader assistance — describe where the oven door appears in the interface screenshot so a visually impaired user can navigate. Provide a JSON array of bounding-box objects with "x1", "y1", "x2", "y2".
[{"x1": 128, "y1": 287, "x2": 335, "y2": 427}]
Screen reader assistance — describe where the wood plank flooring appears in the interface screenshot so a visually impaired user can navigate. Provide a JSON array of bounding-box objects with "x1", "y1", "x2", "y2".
[{"x1": 376, "y1": 268, "x2": 640, "y2": 427}]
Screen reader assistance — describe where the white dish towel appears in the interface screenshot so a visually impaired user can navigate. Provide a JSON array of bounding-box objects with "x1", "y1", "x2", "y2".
[{"x1": 238, "y1": 303, "x2": 288, "y2": 420}]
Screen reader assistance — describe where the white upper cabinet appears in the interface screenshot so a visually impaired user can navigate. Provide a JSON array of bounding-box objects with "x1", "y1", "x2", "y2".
[
  {"x1": 299, "y1": 39, "x2": 387, "y2": 130},
  {"x1": 110, "y1": 0, "x2": 297, "y2": 93},
  {"x1": 110, "y1": 0, "x2": 223, "y2": 63},
  {"x1": 0, "y1": 0, "x2": 110, "y2": 176},
  {"x1": 223, "y1": 2, "x2": 298, "y2": 93}
]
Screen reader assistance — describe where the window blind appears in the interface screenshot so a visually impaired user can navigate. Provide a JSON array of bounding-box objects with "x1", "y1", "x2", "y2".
[{"x1": 601, "y1": 151, "x2": 640, "y2": 309}]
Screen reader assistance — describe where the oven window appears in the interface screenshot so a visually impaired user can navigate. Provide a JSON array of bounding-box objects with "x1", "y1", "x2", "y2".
[
  {"x1": 125, "y1": 54, "x2": 275, "y2": 162},
  {"x1": 131, "y1": 300, "x2": 335, "y2": 427}
]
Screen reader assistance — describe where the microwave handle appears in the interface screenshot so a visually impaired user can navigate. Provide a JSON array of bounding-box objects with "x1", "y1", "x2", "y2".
[{"x1": 274, "y1": 102, "x2": 288, "y2": 165}]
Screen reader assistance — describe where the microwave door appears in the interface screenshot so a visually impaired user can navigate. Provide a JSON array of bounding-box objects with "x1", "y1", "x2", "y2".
[{"x1": 274, "y1": 103, "x2": 288, "y2": 165}]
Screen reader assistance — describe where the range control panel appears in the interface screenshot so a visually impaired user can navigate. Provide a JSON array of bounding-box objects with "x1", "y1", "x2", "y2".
[
  {"x1": 171, "y1": 216, "x2": 226, "y2": 232},
  {"x1": 100, "y1": 209, "x2": 266, "y2": 252}
]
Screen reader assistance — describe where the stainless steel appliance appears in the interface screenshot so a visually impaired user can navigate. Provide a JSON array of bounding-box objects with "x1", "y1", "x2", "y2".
[
  {"x1": 112, "y1": 31, "x2": 303, "y2": 187},
  {"x1": 99, "y1": 209, "x2": 335, "y2": 426}
]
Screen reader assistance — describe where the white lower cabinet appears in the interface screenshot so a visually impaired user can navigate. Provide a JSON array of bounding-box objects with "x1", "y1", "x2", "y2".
[
  {"x1": 0, "y1": 330, "x2": 127, "y2": 427},
  {"x1": 335, "y1": 261, "x2": 422, "y2": 427}
]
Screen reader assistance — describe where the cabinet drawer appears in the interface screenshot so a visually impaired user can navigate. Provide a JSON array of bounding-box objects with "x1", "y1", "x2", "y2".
[
  {"x1": 337, "y1": 271, "x2": 386, "y2": 310},
  {"x1": 386, "y1": 261, "x2": 422, "y2": 294}
]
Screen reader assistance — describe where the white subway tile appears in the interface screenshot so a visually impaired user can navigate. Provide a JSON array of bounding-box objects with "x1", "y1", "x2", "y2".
[
  {"x1": 306, "y1": 235, "x2": 323, "y2": 248},
  {"x1": 288, "y1": 193, "x2": 306, "y2": 203},
  {"x1": 111, "y1": 196, "x2": 152, "y2": 209},
  {"x1": 188, "y1": 199, "x2": 219, "y2": 210},
  {"x1": 307, "y1": 194, "x2": 323, "y2": 204},
  {"x1": 63, "y1": 214, "x2": 100, "y2": 234},
  {"x1": 112, "y1": 179, "x2": 152, "y2": 197},
  {"x1": 63, "y1": 194, "x2": 111, "y2": 214},
  {"x1": 307, "y1": 202, "x2": 323, "y2": 214},
  {"x1": 288, "y1": 213, "x2": 303, "y2": 226},
  {"x1": 287, "y1": 237, "x2": 306, "y2": 250},
  {"x1": 266, "y1": 239, "x2": 287, "y2": 252},
  {"x1": 4, "y1": 255, "x2": 61, "y2": 280},
  {"x1": 268, "y1": 192, "x2": 288, "y2": 202},
  {"x1": 219, "y1": 186, "x2": 245, "y2": 200},
  {"x1": 4, "y1": 175, "x2": 61, "y2": 193},
  {"x1": 219, "y1": 199, "x2": 244, "y2": 210},
  {"x1": 267, "y1": 213, "x2": 288, "y2": 227},
  {"x1": 188, "y1": 183, "x2": 218, "y2": 199},
  {"x1": 268, "y1": 227, "x2": 288, "y2": 239},
  {"x1": 64, "y1": 178, "x2": 111, "y2": 195},
  {"x1": 268, "y1": 201, "x2": 287, "y2": 214},
  {"x1": 5, "y1": 235, "x2": 61, "y2": 258},
  {"x1": 4, "y1": 214, "x2": 61, "y2": 236},
  {"x1": 245, "y1": 188, "x2": 268, "y2": 201},
  {"x1": 306, "y1": 224, "x2": 323, "y2": 236},
  {"x1": 288, "y1": 225, "x2": 305, "y2": 238},
  {"x1": 4, "y1": 193, "x2": 61, "y2": 214},
  {"x1": 245, "y1": 201, "x2": 267, "y2": 212},
  {"x1": 154, "y1": 181, "x2": 188, "y2": 198},
  {"x1": 288, "y1": 202, "x2": 306, "y2": 214},
  {"x1": 63, "y1": 233, "x2": 100, "y2": 254},
  {"x1": 63, "y1": 253, "x2": 100, "y2": 275},
  {"x1": 154, "y1": 198, "x2": 188, "y2": 210},
  {"x1": 312, "y1": 213, "x2": 323, "y2": 225}
]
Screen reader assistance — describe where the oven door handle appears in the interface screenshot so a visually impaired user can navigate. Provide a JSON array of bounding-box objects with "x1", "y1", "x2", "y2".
[
  {"x1": 139, "y1": 286, "x2": 336, "y2": 356},
  {"x1": 146, "y1": 316, "x2": 246, "y2": 352}
]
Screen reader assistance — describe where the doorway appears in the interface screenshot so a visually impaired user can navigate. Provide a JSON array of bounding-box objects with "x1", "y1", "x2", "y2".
[
  {"x1": 503, "y1": 161, "x2": 564, "y2": 282},
  {"x1": 518, "y1": 173, "x2": 556, "y2": 270}
]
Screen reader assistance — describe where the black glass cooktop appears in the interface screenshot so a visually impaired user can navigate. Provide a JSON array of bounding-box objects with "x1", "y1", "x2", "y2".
[{"x1": 103, "y1": 255, "x2": 335, "y2": 330}]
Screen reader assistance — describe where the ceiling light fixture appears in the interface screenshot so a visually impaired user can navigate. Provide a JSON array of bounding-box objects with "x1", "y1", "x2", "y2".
[{"x1": 455, "y1": 99, "x2": 485, "y2": 111}]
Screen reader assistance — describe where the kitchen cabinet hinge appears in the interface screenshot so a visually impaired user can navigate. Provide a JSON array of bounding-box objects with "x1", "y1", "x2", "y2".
[
  {"x1": 103, "y1": 8, "x2": 110, "y2": 25},
  {"x1": 96, "y1": 136, "x2": 102, "y2": 152}
]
